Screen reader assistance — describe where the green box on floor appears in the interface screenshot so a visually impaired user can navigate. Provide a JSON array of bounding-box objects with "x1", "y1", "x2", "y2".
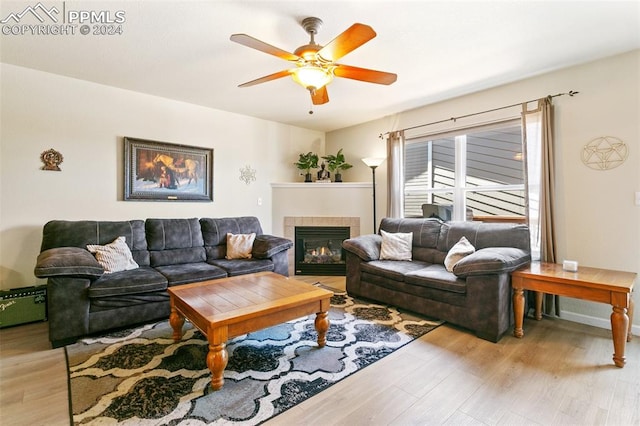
[{"x1": 0, "y1": 285, "x2": 47, "y2": 328}]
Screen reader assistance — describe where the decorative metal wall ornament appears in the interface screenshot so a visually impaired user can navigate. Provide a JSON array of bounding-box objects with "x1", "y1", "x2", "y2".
[
  {"x1": 40, "y1": 148, "x2": 63, "y2": 171},
  {"x1": 581, "y1": 136, "x2": 628, "y2": 171},
  {"x1": 239, "y1": 165, "x2": 257, "y2": 185}
]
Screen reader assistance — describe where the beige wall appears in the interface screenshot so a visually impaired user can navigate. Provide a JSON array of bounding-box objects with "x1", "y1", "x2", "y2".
[
  {"x1": 0, "y1": 63, "x2": 324, "y2": 288},
  {"x1": 326, "y1": 50, "x2": 640, "y2": 330}
]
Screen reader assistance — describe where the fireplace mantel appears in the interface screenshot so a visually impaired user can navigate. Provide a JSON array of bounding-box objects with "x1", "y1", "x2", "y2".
[{"x1": 272, "y1": 182, "x2": 375, "y2": 238}]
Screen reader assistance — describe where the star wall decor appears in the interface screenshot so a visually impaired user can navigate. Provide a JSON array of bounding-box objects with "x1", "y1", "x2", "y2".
[
  {"x1": 581, "y1": 136, "x2": 628, "y2": 171},
  {"x1": 239, "y1": 165, "x2": 256, "y2": 185}
]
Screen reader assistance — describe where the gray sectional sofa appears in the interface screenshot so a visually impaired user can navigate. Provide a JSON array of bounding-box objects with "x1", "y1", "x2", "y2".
[
  {"x1": 34, "y1": 216, "x2": 292, "y2": 347},
  {"x1": 342, "y1": 218, "x2": 531, "y2": 342}
]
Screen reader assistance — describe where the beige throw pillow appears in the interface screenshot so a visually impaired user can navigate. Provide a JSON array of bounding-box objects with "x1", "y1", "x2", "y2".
[
  {"x1": 226, "y1": 233, "x2": 256, "y2": 259},
  {"x1": 444, "y1": 236, "x2": 475, "y2": 272},
  {"x1": 379, "y1": 230, "x2": 413, "y2": 261},
  {"x1": 87, "y1": 236, "x2": 139, "y2": 274}
]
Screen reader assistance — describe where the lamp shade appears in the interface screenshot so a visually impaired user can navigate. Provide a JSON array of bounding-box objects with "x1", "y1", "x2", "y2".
[
  {"x1": 362, "y1": 157, "x2": 385, "y2": 168},
  {"x1": 291, "y1": 65, "x2": 334, "y2": 90}
]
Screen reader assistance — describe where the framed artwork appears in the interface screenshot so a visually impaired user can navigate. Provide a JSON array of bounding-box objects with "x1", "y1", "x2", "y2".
[{"x1": 124, "y1": 137, "x2": 213, "y2": 201}]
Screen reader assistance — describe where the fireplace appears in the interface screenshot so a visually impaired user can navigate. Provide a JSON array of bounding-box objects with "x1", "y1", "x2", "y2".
[
  {"x1": 283, "y1": 216, "x2": 360, "y2": 276},
  {"x1": 294, "y1": 226, "x2": 350, "y2": 275}
]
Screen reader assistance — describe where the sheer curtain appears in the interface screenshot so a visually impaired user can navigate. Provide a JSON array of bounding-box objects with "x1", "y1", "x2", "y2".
[
  {"x1": 522, "y1": 97, "x2": 559, "y2": 315},
  {"x1": 386, "y1": 130, "x2": 405, "y2": 218}
]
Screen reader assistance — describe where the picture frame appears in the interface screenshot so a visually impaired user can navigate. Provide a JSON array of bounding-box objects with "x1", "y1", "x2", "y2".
[{"x1": 124, "y1": 137, "x2": 213, "y2": 202}]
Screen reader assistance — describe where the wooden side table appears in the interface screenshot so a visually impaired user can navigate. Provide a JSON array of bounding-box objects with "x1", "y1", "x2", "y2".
[{"x1": 511, "y1": 262, "x2": 636, "y2": 368}]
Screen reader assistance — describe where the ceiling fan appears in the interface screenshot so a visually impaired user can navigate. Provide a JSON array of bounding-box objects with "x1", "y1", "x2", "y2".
[{"x1": 230, "y1": 17, "x2": 397, "y2": 107}]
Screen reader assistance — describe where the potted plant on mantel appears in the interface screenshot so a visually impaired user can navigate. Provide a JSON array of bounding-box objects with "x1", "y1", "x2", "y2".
[
  {"x1": 294, "y1": 152, "x2": 319, "y2": 182},
  {"x1": 322, "y1": 148, "x2": 353, "y2": 182}
]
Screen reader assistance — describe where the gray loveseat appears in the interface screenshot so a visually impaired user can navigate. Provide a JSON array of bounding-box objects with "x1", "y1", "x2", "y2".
[
  {"x1": 342, "y1": 218, "x2": 531, "y2": 342},
  {"x1": 34, "y1": 216, "x2": 292, "y2": 347}
]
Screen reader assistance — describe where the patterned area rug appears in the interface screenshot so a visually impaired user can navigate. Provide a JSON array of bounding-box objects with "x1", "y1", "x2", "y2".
[{"x1": 66, "y1": 290, "x2": 442, "y2": 425}]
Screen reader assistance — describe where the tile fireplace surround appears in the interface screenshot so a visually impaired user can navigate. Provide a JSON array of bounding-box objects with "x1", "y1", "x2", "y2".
[{"x1": 284, "y1": 216, "x2": 360, "y2": 276}]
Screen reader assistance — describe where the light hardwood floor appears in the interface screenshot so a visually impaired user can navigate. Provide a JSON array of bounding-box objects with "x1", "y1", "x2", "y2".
[{"x1": 1, "y1": 276, "x2": 638, "y2": 425}]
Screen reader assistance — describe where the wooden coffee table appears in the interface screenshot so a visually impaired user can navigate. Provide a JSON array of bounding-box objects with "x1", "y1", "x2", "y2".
[
  {"x1": 512, "y1": 262, "x2": 636, "y2": 367},
  {"x1": 168, "y1": 272, "x2": 333, "y2": 390}
]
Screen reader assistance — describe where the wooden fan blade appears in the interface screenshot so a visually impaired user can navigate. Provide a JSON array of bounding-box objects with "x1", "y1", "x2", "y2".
[
  {"x1": 238, "y1": 69, "x2": 293, "y2": 87},
  {"x1": 317, "y1": 23, "x2": 376, "y2": 62},
  {"x1": 230, "y1": 34, "x2": 300, "y2": 61},
  {"x1": 311, "y1": 86, "x2": 329, "y2": 105},
  {"x1": 334, "y1": 64, "x2": 397, "y2": 85}
]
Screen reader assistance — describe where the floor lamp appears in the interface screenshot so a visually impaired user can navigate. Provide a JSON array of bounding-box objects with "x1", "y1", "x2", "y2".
[{"x1": 362, "y1": 157, "x2": 385, "y2": 233}]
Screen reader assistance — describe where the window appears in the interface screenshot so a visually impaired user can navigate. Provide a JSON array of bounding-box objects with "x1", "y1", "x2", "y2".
[{"x1": 404, "y1": 120, "x2": 525, "y2": 221}]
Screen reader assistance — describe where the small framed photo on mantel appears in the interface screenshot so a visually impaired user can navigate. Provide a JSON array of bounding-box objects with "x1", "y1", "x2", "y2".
[{"x1": 124, "y1": 137, "x2": 213, "y2": 202}]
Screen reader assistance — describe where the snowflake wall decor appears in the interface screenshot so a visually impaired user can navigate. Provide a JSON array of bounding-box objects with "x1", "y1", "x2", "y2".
[{"x1": 239, "y1": 165, "x2": 257, "y2": 185}]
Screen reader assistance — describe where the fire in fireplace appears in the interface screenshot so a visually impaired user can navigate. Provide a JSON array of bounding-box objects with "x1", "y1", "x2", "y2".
[{"x1": 294, "y1": 226, "x2": 350, "y2": 275}]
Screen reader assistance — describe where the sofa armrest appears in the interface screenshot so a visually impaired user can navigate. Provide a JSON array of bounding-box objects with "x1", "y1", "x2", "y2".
[
  {"x1": 452, "y1": 247, "x2": 531, "y2": 278},
  {"x1": 34, "y1": 247, "x2": 104, "y2": 279},
  {"x1": 252, "y1": 235, "x2": 293, "y2": 259},
  {"x1": 342, "y1": 235, "x2": 382, "y2": 262}
]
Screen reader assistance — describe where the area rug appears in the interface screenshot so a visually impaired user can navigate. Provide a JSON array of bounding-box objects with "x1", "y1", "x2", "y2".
[{"x1": 66, "y1": 290, "x2": 442, "y2": 425}]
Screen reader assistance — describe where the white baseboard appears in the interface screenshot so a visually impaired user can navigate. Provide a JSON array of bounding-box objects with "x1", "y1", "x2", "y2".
[{"x1": 559, "y1": 310, "x2": 639, "y2": 337}]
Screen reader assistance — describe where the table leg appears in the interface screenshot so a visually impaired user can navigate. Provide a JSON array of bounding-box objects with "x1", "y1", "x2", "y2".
[
  {"x1": 315, "y1": 311, "x2": 329, "y2": 347},
  {"x1": 534, "y1": 292, "x2": 543, "y2": 320},
  {"x1": 627, "y1": 297, "x2": 634, "y2": 342},
  {"x1": 610, "y1": 295, "x2": 629, "y2": 368},
  {"x1": 513, "y1": 287, "x2": 525, "y2": 338},
  {"x1": 169, "y1": 305, "x2": 185, "y2": 342},
  {"x1": 207, "y1": 326, "x2": 229, "y2": 390}
]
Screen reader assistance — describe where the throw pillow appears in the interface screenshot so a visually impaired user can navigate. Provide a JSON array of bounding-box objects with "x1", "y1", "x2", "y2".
[
  {"x1": 226, "y1": 232, "x2": 256, "y2": 259},
  {"x1": 379, "y1": 230, "x2": 413, "y2": 261},
  {"x1": 86, "y1": 236, "x2": 139, "y2": 274},
  {"x1": 444, "y1": 236, "x2": 475, "y2": 272}
]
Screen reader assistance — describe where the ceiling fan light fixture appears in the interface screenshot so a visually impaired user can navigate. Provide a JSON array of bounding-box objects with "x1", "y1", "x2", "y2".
[
  {"x1": 231, "y1": 17, "x2": 396, "y2": 105},
  {"x1": 291, "y1": 65, "x2": 334, "y2": 91}
]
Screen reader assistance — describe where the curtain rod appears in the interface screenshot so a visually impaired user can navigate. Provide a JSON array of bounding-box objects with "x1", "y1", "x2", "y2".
[{"x1": 379, "y1": 90, "x2": 579, "y2": 139}]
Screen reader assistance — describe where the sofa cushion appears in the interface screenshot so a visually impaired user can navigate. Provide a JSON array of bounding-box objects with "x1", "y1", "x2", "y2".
[
  {"x1": 452, "y1": 247, "x2": 531, "y2": 278},
  {"x1": 412, "y1": 247, "x2": 447, "y2": 264},
  {"x1": 379, "y1": 218, "x2": 443, "y2": 249},
  {"x1": 379, "y1": 230, "x2": 413, "y2": 261},
  {"x1": 252, "y1": 235, "x2": 293, "y2": 259},
  {"x1": 200, "y1": 217, "x2": 263, "y2": 247},
  {"x1": 444, "y1": 236, "x2": 475, "y2": 272},
  {"x1": 146, "y1": 218, "x2": 204, "y2": 250},
  {"x1": 87, "y1": 236, "x2": 139, "y2": 274},
  {"x1": 361, "y1": 260, "x2": 430, "y2": 281},
  {"x1": 146, "y1": 218, "x2": 206, "y2": 266},
  {"x1": 88, "y1": 266, "x2": 168, "y2": 298},
  {"x1": 226, "y1": 233, "x2": 256, "y2": 259},
  {"x1": 150, "y1": 247, "x2": 207, "y2": 267},
  {"x1": 154, "y1": 262, "x2": 228, "y2": 286},
  {"x1": 40, "y1": 220, "x2": 150, "y2": 266},
  {"x1": 35, "y1": 247, "x2": 104, "y2": 278},
  {"x1": 438, "y1": 221, "x2": 530, "y2": 252},
  {"x1": 342, "y1": 234, "x2": 382, "y2": 261},
  {"x1": 405, "y1": 265, "x2": 467, "y2": 294},
  {"x1": 209, "y1": 258, "x2": 274, "y2": 276}
]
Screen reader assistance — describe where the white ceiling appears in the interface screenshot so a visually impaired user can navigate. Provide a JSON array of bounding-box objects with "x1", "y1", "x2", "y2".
[{"x1": 1, "y1": 1, "x2": 639, "y2": 132}]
